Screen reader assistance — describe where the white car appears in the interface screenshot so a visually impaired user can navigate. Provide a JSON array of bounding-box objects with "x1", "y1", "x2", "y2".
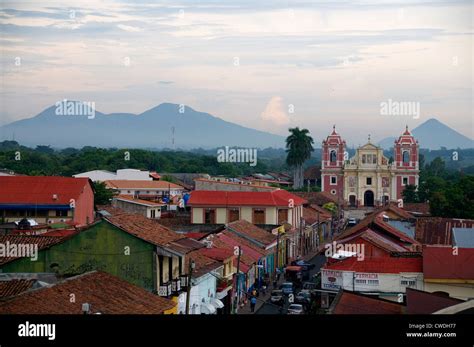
[{"x1": 287, "y1": 304, "x2": 304, "y2": 315}]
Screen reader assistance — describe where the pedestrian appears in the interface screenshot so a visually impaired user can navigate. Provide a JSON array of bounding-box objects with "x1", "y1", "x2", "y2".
[
  {"x1": 250, "y1": 296, "x2": 257, "y2": 313},
  {"x1": 252, "y1": 288, "x2": 257, "y2": 297}
]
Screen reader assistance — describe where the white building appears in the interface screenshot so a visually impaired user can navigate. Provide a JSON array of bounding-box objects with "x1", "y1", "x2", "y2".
[{"x1": 73, "y1": 169, "x2": 153, "y2": 182}]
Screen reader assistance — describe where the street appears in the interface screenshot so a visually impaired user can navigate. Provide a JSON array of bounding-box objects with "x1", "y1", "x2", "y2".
[{"x1": 256, "y1": 254, "x2": 326, "y2": 314}]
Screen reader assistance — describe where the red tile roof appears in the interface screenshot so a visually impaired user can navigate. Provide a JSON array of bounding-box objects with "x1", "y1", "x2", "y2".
[
  {"x1": 0, "y1": 279, "x2": 35, "y2": 298},
  {"x1": 303, "y1": 205, "x2": 332, "y2": 224},
  {"x1": 105, "y1": 180, "x2": 184, "y2": 190},
  {"x1": 423, "y1": 246, "x2": 474, "y2": 281},
  {"x1": 188, "y1": 189, "x2": 307, "y2": 207},
  {"x1": 0, "y1": 235, "x2": 67, "y2": 265},
  {"x1": 0, "y1": 271, "x2": 176, "y2": 314},
  {"x1": 325, "y1": 256, "x2": 423, "y2": 273},
  {"x1": 185, "y1": 249, "x2": 222, "y2": 277},
  {"x1": 332, "y1": 290, "x2": 404, "y2": 314},
  {"x1": 293, "y1": 191, "x2": 337, "y2": 206},
  {"x1": 184, "y1": 232, "x2": 209, "y2": 240},
  {"x1": 226, "y1": 220, "x2": 276, "y2": 246},
  {"x1": 0, "y1": 176, "x2": 91, "y2": 205},
  {"x1": 101, "y1": 207, "x2": 184, "y2": 247},
  {"x1": 335, "y1": 205, "x2": 418, "y2": 248}
]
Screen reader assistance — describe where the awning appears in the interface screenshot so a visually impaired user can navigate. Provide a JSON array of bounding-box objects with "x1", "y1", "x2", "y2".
[
  {"x1": 200, "y1": 303, "x2": 216, "y2": 314},
  {"x1": 210, "y1": 298, "x2": 224, "y2": 309}
]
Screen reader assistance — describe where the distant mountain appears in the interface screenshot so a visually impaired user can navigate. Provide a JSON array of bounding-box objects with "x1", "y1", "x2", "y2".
[
  {"x1": 0, "y1": 102, "x2": 285, "y2": 149},
  {"x1": 378, "y1": 118, "x2": 473, "y2": 150}
]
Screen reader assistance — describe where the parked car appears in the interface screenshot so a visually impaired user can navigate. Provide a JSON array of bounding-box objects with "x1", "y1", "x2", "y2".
[
  {"x1": 287, "y1": 304, "x2": 304, "y2": 315},
  {"x1": 347, "y1": 218, "x2": 358, "y2": 226},
  {"x1": 280, "y1": 282, "x2": 294, "y2": 295},
  {"x1": 270, "y1": 290, "x2": 284, "y2": 305},
  {"x1": 295, "y1": 290, "x2": 312, "y2": 305},
  {"x1": 302, "y1": 282, "x2": 317, "y2": 290}
]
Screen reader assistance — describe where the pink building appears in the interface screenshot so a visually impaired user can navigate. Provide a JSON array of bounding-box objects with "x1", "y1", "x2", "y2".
[{"x1": 321, "y1": 126, "x2": 419, "y2": 207}]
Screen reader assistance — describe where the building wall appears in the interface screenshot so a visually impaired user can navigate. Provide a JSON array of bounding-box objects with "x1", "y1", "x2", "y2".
[
  {"x1": 113, "y1": 199, "x2": 161, "y2": 219},
  {"x1": 0, "y1": 220, "x2": 156, "y2": 291},
  {"x1": 241, "y1": 207, "x2": 252, "y2": 222},
  {"x1": 216, "y1": 208, "x2": 227, "y2": 224},
  {"x1": 195, "y1": 180, "x2": 274, "y2": 192},
  {"x1": 190, "y1": 205, "x2": 302, "y2": 228},
  {"x1": 189, "y1": 273, "x2": 217, "y2": 314},
  {"x1": 322, "y1": 269, "x2": 423, "y2": 294},
  {"x1": 72, "y1": 182, "x2": 95, "y2": 226},
  {"x1": 192, "y1": 208, "x2": 204, "y2": 223}
]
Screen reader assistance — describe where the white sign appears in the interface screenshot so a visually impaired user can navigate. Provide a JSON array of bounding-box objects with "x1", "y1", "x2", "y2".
[{"x1": 321, "y1": 269, "x2": 343, "y2": 291}]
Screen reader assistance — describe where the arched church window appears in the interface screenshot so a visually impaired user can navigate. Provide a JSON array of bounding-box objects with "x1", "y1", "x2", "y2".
[
  {"x1": 403, "y1": 151, "x2": 410, "y2": 163},
  {"x1": 330, "y1": 150, "x2": 337, "y2": 163}
]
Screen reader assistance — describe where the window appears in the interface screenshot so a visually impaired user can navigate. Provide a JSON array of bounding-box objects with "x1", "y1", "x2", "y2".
[
  {"x1": 330, "y1": 150, "x2": 337, "y2": 163},
  {"x1": 228, "y1": 208, "x2": 240, "y2": 222},
  {"x1": 372, "y1": 155, "x2": 377, "y2": 164},
  {"x1": 331, "y1": 189, "x2": 337, "y2": 195},
  {"x1": 150, "y1": 209, "x2": 156, "y2": 219},
  {"x1": 330, "y1": 176, "x2": 337, "y2": 185},
  {"x1": 366, "y1": 177, "x2": 372, "y2": 185},
  {"x1": 253, "y1": 209, "x2": 265, "y2": 224},
  {"x1": 403, "y1": 151, "x2": 410, "y2": 163},
  {"x1": 402, "y1": 177, "x2": 408, "y2": 186},
  {"x1": 355, "y1": 279, "x2": 366, "y2": 285},
  {"x1": 401, "y1": 279, "x2": 416, "y2": 287},
  {"x1": 55, "y1": 210, "x2": 68, "y2": 217},
  {"x1": 367, "y1": 279, "x2": 379, "y2": 285},
  {"x1": 362, "y1": 155, "x2": 366, "y2": 164},
  {"x1": 204, "y1": 209, "x2": 216, "y2": 224},
  {"x1": 278, "y1": 209, "x2": 288, "y2": 224}
]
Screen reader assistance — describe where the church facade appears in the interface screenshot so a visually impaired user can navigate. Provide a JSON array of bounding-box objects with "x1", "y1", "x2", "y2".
[{"x1": 321, "y1": 126, "x2": 419, "y2": 207}]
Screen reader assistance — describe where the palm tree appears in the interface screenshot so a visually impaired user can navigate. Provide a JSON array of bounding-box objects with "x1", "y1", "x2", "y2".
[{"x1": 286, "y1": 127, "x2": 314, "y2": 189}]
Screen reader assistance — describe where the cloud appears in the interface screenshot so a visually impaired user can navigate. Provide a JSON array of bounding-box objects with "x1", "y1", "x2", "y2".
[
  {"x1": 260, "y1": 96, "x2": 290, "y2": 127},
  {"x1": 117, "y1": 24, "x2": 143, "y2": 32}
]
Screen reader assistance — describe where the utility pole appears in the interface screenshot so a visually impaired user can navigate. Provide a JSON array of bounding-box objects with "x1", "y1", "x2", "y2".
[
  {"x1": 185, "y1": 259, "x2": 195, "y2": 315},
  {"x1": 317, "y1": 211, "x2": 320, "y2": 249},
  {"x1": 274, "y1": 231, "x2": 280, "y2": 282},
  {"x1": 233, "y1": 246, "x2": 241, "y2": 314}
]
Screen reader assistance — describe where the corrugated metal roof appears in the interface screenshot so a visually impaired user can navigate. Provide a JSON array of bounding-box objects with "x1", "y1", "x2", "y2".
[
  {"x1": 387, "y1": 220, "x2": 416, "y2": 239},
  {"x1": 452, "y1": 228, "x2": 474, "y2": 248}
]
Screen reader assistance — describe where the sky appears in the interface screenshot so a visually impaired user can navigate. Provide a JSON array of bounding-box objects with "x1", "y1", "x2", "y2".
[{"x1": 0, "y1": 0, "x2": 472, "y2": 145}]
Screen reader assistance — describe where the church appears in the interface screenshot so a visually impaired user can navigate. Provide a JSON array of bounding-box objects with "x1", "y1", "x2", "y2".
[{"x1": 321, "y1": 126, "x2": 419, "y2": 207}]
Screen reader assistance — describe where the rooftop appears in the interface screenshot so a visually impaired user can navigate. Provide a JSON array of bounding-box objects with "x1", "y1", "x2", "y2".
[
  {"x1": 415, "y1": 218, "x2": 474, "y2": 246},
  {"x1": 0, "y1": 279, "x2": 36, "y2": 298},
  {"x1": 325, "y1": 256, "x2": 423, "y2": 274},
  {"x1": 101, "y1": 207, "x2": 184, "y2": 247},
  {"x1": 226, "y1": 220, "x2": 276, "y2": 247},
  {"x1": 423, "y1": 245, "x2": 474, "y2": 281},
  {"x1": 0, "y1": 271, "x2": 176, "y2": 314},
  {"x1": 105, "y1": 180, "x2": 184, "y2": 190},
  {"x1": 188, "y1": 189, "x2": 307, "y2": 207},
  {"x1": 452, "y1": 227, "x2": 474, "y2": 248},
  {"x1": 331, "y1": 290, "x2": 404, "y2": 314},
  {"x1": 0, "y1": 235, "x2": 67, "y2": 265},
  {"x1": 0, "y1": 176, "x2": 92, "y2": 205}
]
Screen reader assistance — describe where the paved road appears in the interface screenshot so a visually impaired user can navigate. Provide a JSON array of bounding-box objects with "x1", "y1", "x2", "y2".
[{"x1": 256, "y1": 254, "x2": 326, "y2": 315}]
